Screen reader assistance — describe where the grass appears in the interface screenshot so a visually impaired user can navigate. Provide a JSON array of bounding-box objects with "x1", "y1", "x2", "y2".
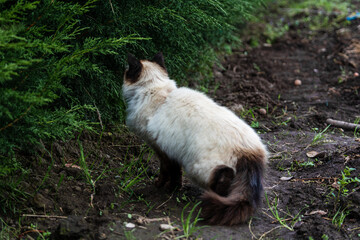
[
  {"x1": 175, "y1": 201, "x2": 206, "y2": 239},
  {"x1": 0, "y1": 218, "x2": 17, "y2": 240},
  {"x1": 116, "y1": 147, "x2": 153, "y2": 194}
]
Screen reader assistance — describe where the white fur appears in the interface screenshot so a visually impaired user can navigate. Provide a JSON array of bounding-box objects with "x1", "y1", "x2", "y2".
[{"x1": 123, "y1": 60, "x2": 268, "y2": 188}]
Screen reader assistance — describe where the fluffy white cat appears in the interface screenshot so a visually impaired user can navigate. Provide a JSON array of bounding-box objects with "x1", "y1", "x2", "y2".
[{"x1": 122, "y1": 53, "x2": 268, "y2": 225}]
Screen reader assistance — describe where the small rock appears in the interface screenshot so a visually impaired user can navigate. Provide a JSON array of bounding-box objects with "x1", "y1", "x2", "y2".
[
  {"x1": 159, "y1": 224, "x2": 176, "y2": 231},
  {"x1": 33, "y1": 193, "x2": 53, "y2": 209},
  {"x1": 74, "y1": 186, "x2": 82, "y2": 192},
  {"x1": 294, "y1": 79, "x2": 302, "y2": 86},
  {"x1": 214, "y1": 71, "x2": 223, "y2": 78},
  {"x1": 98, "y1": 232, "x2": 107, "y2": 240},
  {"x1": 259, "y1": 108, "x2": 267, "y2": 115},
  {"x1": 125, "y1": 222, "x2": 135, "y2": 228}
]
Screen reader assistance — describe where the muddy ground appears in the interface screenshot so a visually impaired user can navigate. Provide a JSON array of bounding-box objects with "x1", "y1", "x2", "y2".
[{"x1": 5, "y1": 6, "x2": 360, "y2": 240}]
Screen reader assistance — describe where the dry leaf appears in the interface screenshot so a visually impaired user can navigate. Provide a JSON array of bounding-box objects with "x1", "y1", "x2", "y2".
[
  {"x1": 332, "y1": 182, "x2": 340, "y2": 190},
  {"x1": 306, "y1": 151, "x2": 325, "y2": 158},
  {"x1": 280, "y1": 176, "x2": 293, "y2": 181},
  {"x1": 309, "y1": 210, "x2": 327, "y2": 216},
  {"x1": 64, "y1": 163, "x2": 81, "y2": 169}
]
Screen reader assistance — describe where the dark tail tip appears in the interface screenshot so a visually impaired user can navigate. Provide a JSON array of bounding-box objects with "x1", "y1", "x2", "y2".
[
  {"x1": 200, "y1": 191, "x2": 254, "y2": 226},
  {"x1": 200, "y1": 149, "x2": 266, "y2": 226}
]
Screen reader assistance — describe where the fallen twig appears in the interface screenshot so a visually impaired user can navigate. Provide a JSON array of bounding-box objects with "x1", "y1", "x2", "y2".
[
  {"x1": 22, "y1": 214, "x2": 67, "y2": 219},
  {"x1": 136, "y1": 216, "x2": 169, "y2": 225},
  {"x1": 326, "y1": 118, "x2": 360, "y2": 130},
  {"x1": 259, "y1": 226, "x2": 283, "y2": 240},
  {"x1": 292, "y1": 177, "x2": 335, "y2": 182},
  {"x1": 156, "y1": 192, "x2": 174, "y2": 209},
  {"x1": 18, "y1": 229, "x2": 45, "y2": 239},
  {"x1": 248, "y1": 218, "x2": 258, "y2": 240}
]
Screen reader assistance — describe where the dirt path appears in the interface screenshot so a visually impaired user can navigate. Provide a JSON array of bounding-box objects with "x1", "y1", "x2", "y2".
[{"x1": 9, "y1": 11, "x2": 360, "y2": 240}]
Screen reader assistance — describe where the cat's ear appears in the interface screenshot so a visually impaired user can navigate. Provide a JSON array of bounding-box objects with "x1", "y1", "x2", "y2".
[
  {"x1": 126, "y1": 53, "x2": 142, "y2": 83},
  {"x1": 151, "y1": 52, "x2": 167, "y2": 71}
]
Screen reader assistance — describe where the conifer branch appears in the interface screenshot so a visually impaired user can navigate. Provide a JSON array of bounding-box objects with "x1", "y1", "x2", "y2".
[{"x1": 0, "y1": 105, "x2": 33, "y2": 132}]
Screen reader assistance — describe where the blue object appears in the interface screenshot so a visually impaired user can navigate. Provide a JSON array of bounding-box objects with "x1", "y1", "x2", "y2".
[{"x1": 346, "y1": 12, "x2": 360, "y2": 21}]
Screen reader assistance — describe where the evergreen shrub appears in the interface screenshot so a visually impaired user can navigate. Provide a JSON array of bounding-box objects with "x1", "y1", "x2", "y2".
[{"x1": 0, "y1": 0, "x2": 264, "y2": 213}]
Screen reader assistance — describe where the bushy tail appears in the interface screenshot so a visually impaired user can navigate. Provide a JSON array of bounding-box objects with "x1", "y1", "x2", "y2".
[{"x1": 201, "y1": 150, "x2": 266, "y2": 226}]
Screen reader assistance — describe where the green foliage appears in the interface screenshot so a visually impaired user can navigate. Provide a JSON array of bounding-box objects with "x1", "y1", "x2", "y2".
[{"x1": 0, "y1": 0, "x2": 265, "y2": 156}]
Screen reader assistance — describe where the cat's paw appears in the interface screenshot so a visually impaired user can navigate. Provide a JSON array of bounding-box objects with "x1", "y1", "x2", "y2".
[{"x1": 164, "y1": 180, "x2": 182, "y2": 192}]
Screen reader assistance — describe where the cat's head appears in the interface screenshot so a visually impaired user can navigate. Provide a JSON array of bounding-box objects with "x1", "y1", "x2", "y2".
[{"x1": 124, "y1": 52, "x2": 168, "y2": 85}]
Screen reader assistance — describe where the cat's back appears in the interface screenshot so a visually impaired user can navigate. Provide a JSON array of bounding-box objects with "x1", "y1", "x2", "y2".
[
  {"x1": 165, "y1": 87, "x2": 226, "y2": 115},
  {"x1": 149, "y1": 86, "x2": 259, "y2": 146}
]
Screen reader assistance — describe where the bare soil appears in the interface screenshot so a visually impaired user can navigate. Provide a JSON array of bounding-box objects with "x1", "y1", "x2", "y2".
[{"x1": 5, "y1": 10, "x2": 360, "y2": 240}]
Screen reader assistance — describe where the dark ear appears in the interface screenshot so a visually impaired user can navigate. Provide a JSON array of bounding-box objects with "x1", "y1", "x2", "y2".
[
  {"x1": 151, "y1": 52, "x2": 167, "y2": 71},
  {"x1": 126, "y1": 53, "x2": 142, "y2": 83}
]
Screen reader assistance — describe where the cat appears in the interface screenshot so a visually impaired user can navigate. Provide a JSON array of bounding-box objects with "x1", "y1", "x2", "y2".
[{"x1": 122, "y1": 52, "x2": 268, "y2": 225}]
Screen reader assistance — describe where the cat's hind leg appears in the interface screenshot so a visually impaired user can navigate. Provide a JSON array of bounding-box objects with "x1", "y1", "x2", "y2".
[
  {"x1": 208, "y1": 165, "x2": 235, "y2": 197},
  {"x1": 154, "y1": 149, "x2": 182, "y2": 191}
]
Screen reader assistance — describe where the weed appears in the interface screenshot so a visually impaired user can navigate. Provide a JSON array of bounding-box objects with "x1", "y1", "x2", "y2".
[
  {"x1": 253, "y1": 63, "x2": 261, "y2": 72},
  {"x1": 137, "y1": 195, "x2": 156, "y2": 215},
  {"x1": 78, "y1": 140, "x2": 107, "y2": 194},
  {"x1": 265, "y1": 192, "x2": 305, "y2": 231},
  {"x1": 55, "y1": 173, "x2": 65, "y2": 193},
  {"x1": 36, "y1": 146, "x2": 55, "y2": 192},
  {"x1": 238, "y1": 107, "x2": 257, "y2": 120},
  {"x1": 332, "y1": 207, "x2": 349, "y2": 229},
  {"x1": 296, "y1": 160, "x2": 315, "y2": 168},
  {"x1": 176, "y1": 201, "x2": 206, "y2": 239},
  {"x1": 124, "y1": 229, "x2": 136, "y2": 240},
  {"x1": 251, "y1": 121, "x2": 260, "y2": 128},
  {"x1": 322, "y1": 234, "x2": 329, "y2": 240},
  {"x1": 0, "y1": 218, "x2": 17, "y2": 240},
  {"x1": 311, "y1": 125, "x2": 330, "y2": 146},
  {"x1": 332, "y1": 167, "x2": 360, "y2": 212},
  {"x1": 115, "y1": 146, "x2": 153, "y2": 196},
  {"x1": 354, "y1": 117, "x2": 360, "y2": 137}
]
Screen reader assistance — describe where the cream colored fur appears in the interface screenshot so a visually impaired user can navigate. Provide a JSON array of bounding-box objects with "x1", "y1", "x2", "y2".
[{"x1": 123, "y1": 60, "x2": 268, "y2": 189}]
